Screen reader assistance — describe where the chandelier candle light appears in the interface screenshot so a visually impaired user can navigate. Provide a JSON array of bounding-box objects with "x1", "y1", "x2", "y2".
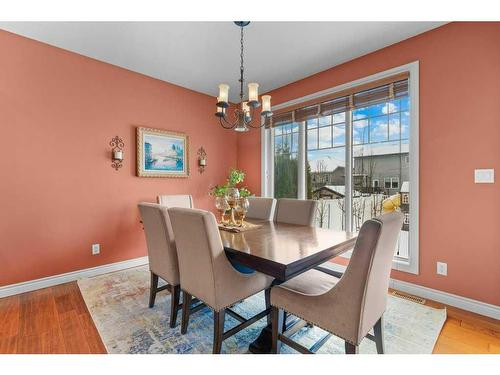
[{"x1": 215, "y1": 22, "x2": 273, "y2": 132}]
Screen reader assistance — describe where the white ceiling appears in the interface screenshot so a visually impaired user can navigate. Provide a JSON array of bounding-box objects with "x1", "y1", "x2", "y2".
[{"x1": 0, "y1": 22, "x2": 445, "y2": 101}]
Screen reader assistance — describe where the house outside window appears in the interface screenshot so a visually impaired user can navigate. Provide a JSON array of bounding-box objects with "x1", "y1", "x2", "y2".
[{"x1": 264, "y1": 62, "x2": 419, "y2": 274}]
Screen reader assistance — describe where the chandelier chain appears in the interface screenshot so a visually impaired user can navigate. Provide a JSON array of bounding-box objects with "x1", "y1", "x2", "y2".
[{"x1": 239, "y1": 25, "x2": 244, "y2": 102}]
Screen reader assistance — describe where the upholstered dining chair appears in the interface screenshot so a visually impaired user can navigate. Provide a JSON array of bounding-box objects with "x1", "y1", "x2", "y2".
[
  {"x1": 274, "y1": 198, "x2": 318, "y2": 226},
  {"x1": 246, "y1": 197, "x2": 276, "y2": 221},
  {"x1": 270, "y1": 212, "x2": 404, "y2": 354},
  {"x1": 168, "y1": 207, "x2": 273, "y2": 354},
  {"x1": 273, "y1": 198, "x2": 319, "y2": 329},
  {"x1": 157, "y1": 194, "x2": 194, "y2": 208},
  {"x1": 138, "y1": 202, "x2": 182, "y2": 328}
]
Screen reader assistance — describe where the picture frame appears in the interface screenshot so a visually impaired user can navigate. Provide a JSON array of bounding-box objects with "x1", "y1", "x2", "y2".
[{"x1": 136, "y1": 126, "x2": 189, "y2": 178}]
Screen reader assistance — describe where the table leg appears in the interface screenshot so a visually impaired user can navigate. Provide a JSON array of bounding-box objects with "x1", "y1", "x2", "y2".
[
  {"x1": 249, "y1": 313, "x2": 303, "y2": 353},
  {"x1": 249, "y1": 279, "x2": 297, "y2": 354}
]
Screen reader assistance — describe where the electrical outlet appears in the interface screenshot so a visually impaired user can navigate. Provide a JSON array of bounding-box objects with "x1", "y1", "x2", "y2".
[
  {"x1": 436, "y1": 262, "x2": 447, "y2": 276},
  {"x1": 92, "y1": 244, "x2": 100, "y2": 255},
  {"x1": 474, "y1": 169, "x2": 494, "y2": 183}
]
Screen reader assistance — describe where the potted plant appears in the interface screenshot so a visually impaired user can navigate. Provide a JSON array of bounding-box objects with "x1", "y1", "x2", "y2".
[{"x1": 210, "y1": 169, "x2": 252, "y2": 225}]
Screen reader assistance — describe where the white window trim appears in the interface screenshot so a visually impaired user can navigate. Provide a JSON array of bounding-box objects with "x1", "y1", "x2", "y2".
[{"x1": 261, "y1": 61, "x2": 419, "y2": 275}]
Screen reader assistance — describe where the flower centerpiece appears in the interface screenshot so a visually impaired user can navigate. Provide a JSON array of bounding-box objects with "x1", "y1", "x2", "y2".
[{"x1": 210, "y1": 169, "x2": 252, "y2": 226}]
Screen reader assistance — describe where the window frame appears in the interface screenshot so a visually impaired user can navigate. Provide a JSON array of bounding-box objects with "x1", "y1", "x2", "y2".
[
  {"x1": 384, "y1": 176, "x2": 400, "y2": 190},
  {"x1": 262, "y1": 61, "x2": 419, "y2": 274}
]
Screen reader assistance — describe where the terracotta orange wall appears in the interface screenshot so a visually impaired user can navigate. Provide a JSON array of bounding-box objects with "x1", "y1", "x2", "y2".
[
  {"x1": 0, "y1": 30, "x2": 237, "y2": 286},
  {"x1": 237, "y1": 22, "x2": 500, "y2": 306}
]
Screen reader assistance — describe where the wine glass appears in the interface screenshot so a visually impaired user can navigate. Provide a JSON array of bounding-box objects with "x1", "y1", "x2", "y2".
[
  {"x1": 225, "y1": 187, "x2": 240, "y2": 208},
  {"x1": 225, "y1": 188, "x2": 240, "y2": 225},
  {"x1": 234, "y1": 197, "x2": 249, "y2": 227},
  {"x1": 215, "y1": 196, "x2": 230, "y2": 224}
]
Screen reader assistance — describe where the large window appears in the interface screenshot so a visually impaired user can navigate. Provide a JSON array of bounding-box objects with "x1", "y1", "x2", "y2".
[
  {"x1": 274, "y1": 123, "x2": 299, "y2": 198},
  {"x1": 307, "y1": 114, "x2": 346, "y2": 231},
  {"x1": 263, "y1": 63, "x2": 419, "y2": 273}
]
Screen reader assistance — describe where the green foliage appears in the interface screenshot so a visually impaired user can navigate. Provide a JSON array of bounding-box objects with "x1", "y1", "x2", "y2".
[
  {"x1": 306, "y1": 162, "x2": 313, "y2": 199},
  {"x1": 227, "y1": 169, "x2": 245, "y2": 187},
  {"x1": 210, "y1": 184, "x2": 228, "y2": 197},
  {"x1": 239, "y1": 187, "x2": 251, "y2": 198},
  {"x1": 274, "y1": 145, "x2": 298, "y2": 198},
  {"x1": 210, "y1": 169, "x2": 251, "y2": 197}
]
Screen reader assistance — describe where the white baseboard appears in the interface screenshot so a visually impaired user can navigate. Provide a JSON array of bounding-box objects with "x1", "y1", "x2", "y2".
[
  {"x1": 327, "y1": 263, "x2": 499, "y2": 320},
  {"x1": 0, "y1": 256, "x2": 149, "y2": 299},
  {"x1": 2, "y1": 257, "x2": 498, "y2": 320},
  {"x1": 389, "y1": 279, "x2": 500, "y2": 320}
]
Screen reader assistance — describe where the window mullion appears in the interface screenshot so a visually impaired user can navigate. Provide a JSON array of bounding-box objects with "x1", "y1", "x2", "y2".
[
  {"x1": 297, "y1": 122, "x2": 306, "y2": 199},
  {"x1": 345, "y1": 110, "x2": 353, "y2": 232}
]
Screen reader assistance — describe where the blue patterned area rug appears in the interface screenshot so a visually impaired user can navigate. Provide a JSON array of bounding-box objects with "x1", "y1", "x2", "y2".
[{"x1": 78, "y1": 265, "x2": 446, "y2": 354}]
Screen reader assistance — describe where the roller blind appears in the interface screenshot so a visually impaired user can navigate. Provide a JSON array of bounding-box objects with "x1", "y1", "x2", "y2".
[{"x1": 265, "y1": 73, "x2": 409, "y2": 128}]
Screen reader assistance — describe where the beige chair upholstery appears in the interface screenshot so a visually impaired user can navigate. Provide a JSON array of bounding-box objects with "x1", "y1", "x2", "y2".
[
  {"x1": 157, "y1": 194, "x2": 193, "y2": 208},
  {"x1": 274, "y1": 198, "x2": 318, "y2": 226},
  {"x1": 169, "y1": 207, "x2": 272, "y2": 311},
  {"x1": 138, "y1": 202, "x2": 182, "y2": 328},
  {"x1": 271, "y1": 212, "x2": 404, "y2": 353},
  {"x1": 169, "y1": 207, "x2": 273, "y2": 353},
  {"x1": 246, "y1": 197, "x2": 276, "y2": 221},
  {"x1": 139, "y1": 203, "x2": 179, "y2": 286}
]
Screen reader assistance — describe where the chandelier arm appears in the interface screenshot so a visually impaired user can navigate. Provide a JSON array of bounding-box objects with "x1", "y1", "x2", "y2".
[
  {"x1": 246, "y1": 119, "x2": 266, "y2": 129},
  {"x1": 219, "y1": 114, "x2": 236, "y2": 129},
  {"x1": 245, "y1": 105, "x2": 266, "y2": 128}
]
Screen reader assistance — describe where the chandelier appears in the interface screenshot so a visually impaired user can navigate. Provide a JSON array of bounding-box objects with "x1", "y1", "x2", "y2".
[{"x1": 215, "y1": 21, "x2": 273, "y2": 132}]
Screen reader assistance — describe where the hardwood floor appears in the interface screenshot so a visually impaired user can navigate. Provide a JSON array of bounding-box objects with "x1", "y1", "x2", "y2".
[
  {"x1": 429, "y1": 301, "x2": 500, "y2": 354},
  {"x1": 0, "y1": 282, "x2": 498, "y2": 354},
  {"x1": 0, "y1": 282, "x2": 106, "y2": 354}
]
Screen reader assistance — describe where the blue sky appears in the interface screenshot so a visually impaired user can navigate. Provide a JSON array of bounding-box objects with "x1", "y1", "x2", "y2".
[{"x1": 278, "y1": 97, "x2": 411, "y2": 172}]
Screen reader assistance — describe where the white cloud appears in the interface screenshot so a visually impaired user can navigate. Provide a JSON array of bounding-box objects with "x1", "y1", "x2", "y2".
[{"x1": 382, "y1": 102, "x2": 397, "y2": 114}]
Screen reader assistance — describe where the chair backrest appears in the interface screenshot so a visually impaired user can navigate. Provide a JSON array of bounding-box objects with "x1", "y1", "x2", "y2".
[
  {"x1": 274, "y1": 198, "x2": 318, "y2": 226},
  {"x1": 157, "y1": 194, "x2": 193, "y2": 208},
  {"x1": 138, "y1": 202, "x2": 180, "y2": 285},
  {"x1": 246, "y1": 197, "x2": 276, "y2": 221},
  {"x1": 168, "y1": 207, "x2": 226, "y2": 308},
  {"x1": 329, "y1": 212, "x2": 403, "y2": 343}
]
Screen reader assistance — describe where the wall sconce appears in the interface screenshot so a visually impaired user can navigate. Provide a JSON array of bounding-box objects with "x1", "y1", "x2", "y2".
[
  {"x1": 110, "y1": 136, "x2": 124, "y2": 171},
  {"x1": 197, "y1": 147, "x2": 207, "y2": 173}
]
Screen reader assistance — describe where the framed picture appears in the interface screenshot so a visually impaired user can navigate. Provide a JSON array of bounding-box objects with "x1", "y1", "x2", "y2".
[{"x1": 136, "y1": 127, "x2": 189, "y2": 178}]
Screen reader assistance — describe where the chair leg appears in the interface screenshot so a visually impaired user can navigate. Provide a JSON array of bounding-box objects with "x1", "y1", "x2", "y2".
[
  {"x1": 282, "y1": 312, "x2": 288, "y2": 332},
  {"x1": 373, "y1": 316, "x2": 385, "y2": 354},
  {"x1": 271, "y1": 306, "x2": 284, "y2": 354},
  {"x1": 169, "y1": 285, "x2": 181, "y2": 328},
  {"x1": 264, "y1": 288, "x2": 271, "y2": 325},
  {"x1": 345, "y1": 341, "x2": 359, "y2": 354},
  {"x1": 213, "y1": 309, "x2": 226, "y2": 354},
  {"x1": 149, "y1": 273, "x2": 159, "y2": 308},
  {"x1": 181, "y1": 291, "x2": 192, "y2": 334}
]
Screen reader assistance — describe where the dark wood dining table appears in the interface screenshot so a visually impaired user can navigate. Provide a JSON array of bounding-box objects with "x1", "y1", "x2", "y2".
[{"x1": 220, "y1": 220, "x2": 357, "y2": 353}]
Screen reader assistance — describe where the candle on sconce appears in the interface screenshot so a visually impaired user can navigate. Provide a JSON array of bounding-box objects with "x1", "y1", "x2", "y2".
[
  {"x1": 197, "y1": 146, "x2": 207, "y2": 173},
  {"x1": 109, "y1": 135, "x2": 124, "y2": 171},
  {"x1": 113, "y1": 150, "x2": 123, "y2": 161}
]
